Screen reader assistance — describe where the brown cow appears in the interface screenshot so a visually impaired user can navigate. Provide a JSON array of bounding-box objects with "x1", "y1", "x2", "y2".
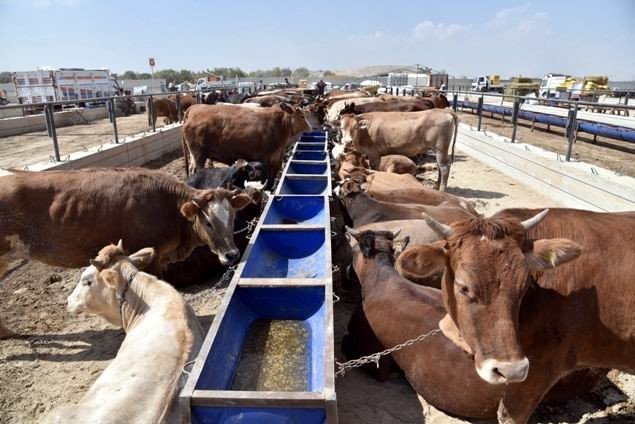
[
  {"x1": 422, "y1": 208, "x2": 635, "y2": 423},
  {"x1": 343, "y1": 228, "x2": 602, "y2": 420},
  {"x1": 378, "y1": 154, "x2": 417, "y2": 175},
  {"x1": 339, "y1": 95, "x2": 449, "y2": 115},
  {"x1": 181, "y1": 103, "x2": 312, "y2": 179},
  {"x1": 0, "y1": 168, "x2": 251, "y2": 338},
  {"x1": 336, "y1": 179, "x2": 473, "y2": 227},
  {"x1": 340, "y1": 109, "x2": 459, "y2": 190},
  {"x1": 148, "y1": 96, "x2": 178, "y2": 127},
  {"x1": 168, "y1": 93, "x2": 197, "y2": 113},
  {"x1": 363, "y1": 172, "x2": 477, "y2": 213}
]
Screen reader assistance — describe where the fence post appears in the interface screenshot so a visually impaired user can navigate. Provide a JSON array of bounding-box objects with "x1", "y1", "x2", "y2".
[
  {"x1": 108, "y1": 99, "x2": 119, "y2": 144},
  {"x1": 149, "y1": 95, "x2": 156, "y2": 132},
  {"x1": 565, "y1": 107, "x2": 578, "y2": 161},
  {"x1": 452, "y1": 93, "x2": 458, "y2": 112},
  {"x1": 44, "y1": 105, "x2": 61, "y2": 162},
  {"x1": 510, "y1": 99, "x2": 520, "y2": 143},
  {"x1": 477, "y1": 95, "x2": 484, "y2": 131},
  {"x1": 176, "y1": 94, "x2": 183, "y2": 122}
]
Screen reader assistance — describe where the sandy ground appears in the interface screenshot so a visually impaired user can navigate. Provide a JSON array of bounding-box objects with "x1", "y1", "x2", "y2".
[
  {"x1": 0, "y1": 149, "x2": 633, "y2": 423},
  {"x1": 456, "y1": 110, "x2": 635, "y2": 178},
  {"x1": 0, "y1": 113, "x2": 168, "y2": 170}
]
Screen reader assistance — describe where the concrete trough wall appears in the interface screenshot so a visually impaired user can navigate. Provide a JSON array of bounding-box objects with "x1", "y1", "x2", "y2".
[
  {"x1": 456, "y1": 124, "x2": 635, "y2": 212},
  {"x1": 0, "y1": 125, "x2": 181, "y2": 177},
  {"x1": 0, "y1": 107, "x2": 109, "y2": 137}
]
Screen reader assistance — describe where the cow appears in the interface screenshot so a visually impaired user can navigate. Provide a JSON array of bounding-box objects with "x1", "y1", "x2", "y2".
[
  {"x1": 342, "y1": 228, "x2": 602, "y2": 420},
  {"x1": 181, "y1": 103, "x2": 312, "y2": 180},
  {"x1": 378, "y1": 154, "x2": 417, "y2": 175},
  {"x1": 339, "y1": 95, "x2": 449, "y2": 115},
  {"x1": 324, "y1": 97, "x2": 380, "y2": 127},
  {"x1": 147, "y1": 96, "x2": 177, "y2": 128},
  {"x1": 185, "y1": 159, "x2": 267, "y2": 190},
  {"x1": 363, "y1": 172, "x2": 474, "y2": 211},
  {"x1": 421, "y1": 208, "x2": 635, "y2": 423},
  {"x1": 168, "y1": 93, "x2": 197, "y2": 114},
  {"x1": 340, "y1": 109, "x2": 459, "y2": 191},
  {"x1": 0, "y1": 168, "x2": 251, "y2": 338},
  {"x1": 42, "y1": 243, "x2": 204, "y2": 423},
  {"x1": 336, "y1": 179, "x2": 474, "y2": 227}
]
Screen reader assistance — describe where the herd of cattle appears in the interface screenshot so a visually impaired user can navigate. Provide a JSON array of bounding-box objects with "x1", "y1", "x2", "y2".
[{"x1": 0, "y1": 86, "x2": 633, "y2": 424}]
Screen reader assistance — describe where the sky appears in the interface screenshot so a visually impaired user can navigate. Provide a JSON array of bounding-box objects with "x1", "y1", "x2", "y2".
[{"x1": 1, "y1": 0, "x2": 634, "y2": 80}]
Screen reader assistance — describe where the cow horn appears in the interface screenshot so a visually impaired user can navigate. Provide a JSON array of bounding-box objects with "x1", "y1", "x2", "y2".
[
  {"x1": 392, "y1": 229, "x2": 401, "y2": 239},
  {"x1": 90, "y1": 258, "x2": 105, "y2": 270},
  {"x1": 422, "y1": 213, "x2": 453, "y2": 239},
  {"x1": 520, "y1": 209, "x2": 549, "y2": 232},
  {"x1": 345, "y1": 226, "x2": 361, "y2": 239},
  {"x1": 116, "y1": 239, "x2": 124, "y2": 251}
]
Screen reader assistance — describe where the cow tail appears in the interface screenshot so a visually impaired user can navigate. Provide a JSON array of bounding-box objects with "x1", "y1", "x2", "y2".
[
  {"x1": 182, "y1": 108, "x2": 191, "y2": 177},
  {"x1": 147, "y1": 97, "x2": 151, "y2": 127},
  {"x1": 450, "y1": 110, "x2": 459, "y2": 164}
]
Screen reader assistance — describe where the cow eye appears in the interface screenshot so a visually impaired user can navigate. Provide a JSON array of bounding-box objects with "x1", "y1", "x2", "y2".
[
  {"x1": 205, "y1": 221, "x2": 212, "y2": 228},
  {"x1": 84, "y1": 280, "x2": 92, "y2": 287},
  {"x1": 455, "y1": 282, "x2": 471, "y2": 297}
]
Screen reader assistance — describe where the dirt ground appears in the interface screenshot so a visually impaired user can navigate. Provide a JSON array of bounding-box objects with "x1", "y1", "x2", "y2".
[
  {"x1": 456, "y1": 110, "x2": 635, "y2": 178},
  {"x1": 0, "y1": 150, "x2": 633, "y2": 423},
  {"x1": 0, "y1": 113, "x2": 168, "y2": 170}
]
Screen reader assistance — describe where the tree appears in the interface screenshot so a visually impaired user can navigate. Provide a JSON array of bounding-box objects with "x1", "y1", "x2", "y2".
[
  {"x1": 121, "y1": 70, "x2": 138, "y2": 80},
  {"x1": 292, "y1": 67, "x2": 310, "y2": 78},
  {"x1": 155, "y1": 68, "x2": 179, "y2": 83},
  {"x1": 323, "y1": 70, "x2": 335, "y2": 77},
  {"x1": 137, "y1": 73, "x2": 151, "y2": 79}
]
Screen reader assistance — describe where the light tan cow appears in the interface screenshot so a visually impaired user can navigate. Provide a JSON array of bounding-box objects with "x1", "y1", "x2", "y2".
[
  {"x1": 42, "y1": 242, "x2": 204, "y2": 424},
  {"x1": 340, "y1": 109, "x2": 459, "y2": 191},
  {"x1": 325, "y1": 97, "x2": 379, "y2": 127}
]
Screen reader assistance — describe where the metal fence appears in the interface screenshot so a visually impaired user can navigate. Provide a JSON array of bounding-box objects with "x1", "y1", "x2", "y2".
[{"x1": 447, "y1": 90, "x2": 635, "y2": 161}]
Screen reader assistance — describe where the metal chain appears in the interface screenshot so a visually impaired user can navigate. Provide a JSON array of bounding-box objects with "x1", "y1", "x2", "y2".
[{"x1": 335, "y1": 328, "x2": 441, "y2": 378}]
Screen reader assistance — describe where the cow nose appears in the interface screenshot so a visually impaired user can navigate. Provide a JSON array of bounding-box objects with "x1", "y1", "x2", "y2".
[
  {"x1": 477, "y1": 357, "x2": 529, "y2": 384},
  {"x1": 223, "y1": 250, "x2": 240, "y2": 265}
]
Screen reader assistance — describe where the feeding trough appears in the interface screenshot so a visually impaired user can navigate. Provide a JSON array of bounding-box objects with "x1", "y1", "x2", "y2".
[
  {"x1": 296, "y1": 142, "x2": 326, "y2": 151},
  {"x1": 292, "y1": 151, "x2": 328, "y2": 161},
  {"x1": 180, "y1": 129, "x2": 337, "y2": 423},
  {"x1": 277, "y1": 176, "x2": 330, "y2": 196},
  {"x1": 286, "y1": 161, "x2": 328, "y2": 176},
  {"x1": 262, "y1": 196, "x2": 328, "y2": 226}
]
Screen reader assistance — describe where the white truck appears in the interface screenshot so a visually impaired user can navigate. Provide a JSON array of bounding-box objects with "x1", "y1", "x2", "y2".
[
  {"x1": 539, "y1": 73, "x2": 569, "y2": 98},
  {"x1": 471, "y1": 75, "x2": 504, "y2": 93},
  {"x1": 13, "y1": 68, "x2": 120, "y2": 106}
]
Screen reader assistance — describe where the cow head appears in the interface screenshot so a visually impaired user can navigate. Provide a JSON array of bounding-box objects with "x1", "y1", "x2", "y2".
[
  {"x1": 338, "y1": 102, "x2": 356, "y2": 117},
  {"x1": 345, "y1": 228, "x2": 404, "y2": 280},
  {"x1": 180, "y1": 188, "x2": 251, "y2": 265},
  {"x1": 434, "y1": 94, "x2": 450, "y2": 109},
  {"x1": 67, "y1": 240, "x2": 155, "y2": 326},
  {"x1": 279, "y1": 102, "x2": 312, "y2": 136},
  {"x1": 422, "y1": 210, "x2": 581, "y2": 385},
  {"x1": 232, "y1": 159, "x2": 268, "y2": 188},
  {"x1": 305, "y1": 102, "x2": 325, "y2": 127}
]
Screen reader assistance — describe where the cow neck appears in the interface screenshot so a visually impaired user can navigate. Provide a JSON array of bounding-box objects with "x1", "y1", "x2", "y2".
[
  {"x1": 357, "y1": 248, "x2": 395, "y2": 295},
  {"x1": 118, "y1": 262, "x2": 148, "y2": 332}
]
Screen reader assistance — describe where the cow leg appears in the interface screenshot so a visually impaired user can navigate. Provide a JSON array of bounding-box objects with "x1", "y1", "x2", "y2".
[{"x1": 435, "y1": 152, "x2": 451, "y2": 192}]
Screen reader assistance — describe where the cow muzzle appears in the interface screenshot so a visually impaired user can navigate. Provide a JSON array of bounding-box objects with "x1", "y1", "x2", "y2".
[
  {"x1": 476, "y1": 357, "x2": 529, "y2": 384},
  {"x1": 219, "y1": 249, "x2": 240, "y2": 266}
]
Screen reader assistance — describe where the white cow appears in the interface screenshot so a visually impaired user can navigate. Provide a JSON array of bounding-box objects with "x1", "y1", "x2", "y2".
[{"x1": 42, "y1": 241, "x2": 204, "y2": 424}]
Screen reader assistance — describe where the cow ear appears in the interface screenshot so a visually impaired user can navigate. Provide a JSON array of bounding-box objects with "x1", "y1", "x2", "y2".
[
  {"x1": 525, "y1": 238, "x2": 581, "y2": 272},
  {"x1": 359, "y1": 233, "x2": 374, "y2": 257},
  {"x1": 393, "y1": 236, "x2": 410, "y2": 254},
  {"x1": 180, "y1": 201, "x2": 199, "y2": 221},
  {"x1": 128, "y1": 248, "x2": 156, "y2": 271},
  {"x1": 358, "y1": 119, "x2": 370, "y2": 129},
  {"x1": 279, "y1": 102, "x2": 293, "y2": 113},
  {"x1": 439, "y1": 314, "x2": 473, "y2": 355},
  {"x1": 101, "y1": 269, "x2": 122, "y2": 290},
  {"x1": 230, "y1": 193, "x2": 251, "y2": 210}
]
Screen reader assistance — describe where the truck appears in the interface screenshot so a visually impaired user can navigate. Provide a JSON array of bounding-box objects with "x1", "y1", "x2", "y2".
[
  {"x1": 471, "y1": 75, "x2": 504, "y2": 93},
  {"x1": 539, "y1": 73, "x2": 570, "y2": 98},
  {"x1": 13, "y1": 68, "x2": 120, "y2": 107}
]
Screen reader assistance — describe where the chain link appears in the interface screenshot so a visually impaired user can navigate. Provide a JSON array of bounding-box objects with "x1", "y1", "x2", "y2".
[{"x1": 335, "y1": 328, "x2": 441, "y2": 378}]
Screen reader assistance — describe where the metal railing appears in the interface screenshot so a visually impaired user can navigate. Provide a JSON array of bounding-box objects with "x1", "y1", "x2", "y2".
[
  {"x1": 0, "y1": 89, "x2": 210, "y2": 163},
  {"x1": 446, "y1": 90, "x2": 635, "y2": 161}
]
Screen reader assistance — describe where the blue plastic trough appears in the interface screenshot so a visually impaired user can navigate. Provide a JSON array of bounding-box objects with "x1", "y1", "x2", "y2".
[
  {"x1": 262, "y1": 196, "x2": 328, "y2": 226},
  {"x1": 296, "y1": 142, "x2": 327, "y2": 151},
  {"x1": 277, "y1": 176, "x2": 330, "y2": 196},
  {"x1": 457, "y1": 100, "x2": 635, "y2": 144},
  {"x1": 292, "y1": 151, "x2": 328, "y2": 161},
  {"x1": 180, "y1": 129, "x2": 337, "y2": 424},
  {"x1": 287, "y1": 161, "x2": 329, "y2": 176}
]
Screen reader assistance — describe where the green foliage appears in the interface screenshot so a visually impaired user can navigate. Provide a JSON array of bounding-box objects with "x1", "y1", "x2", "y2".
[
  {"x1": 292, "y1": 67, "x2": 310, "y2": 78},
  {"x1": 0, "y1": 72, "x2": 12, "y2": 83},
  {"x1": 323, "y1": 70, "x2": 335, "y2": 77}
]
